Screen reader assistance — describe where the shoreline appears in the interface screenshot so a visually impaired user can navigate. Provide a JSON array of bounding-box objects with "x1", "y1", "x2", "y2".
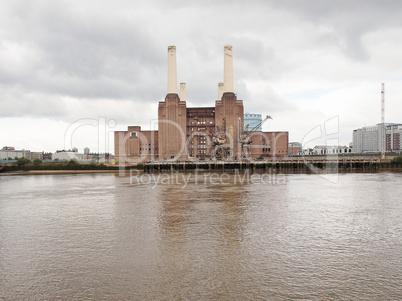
[
  {"x1": 1, "y1": 159, "x2": 401, "y2": 175},
  {"x1": 28, "y1": 170, "x2": 120, "y2": 174},
  {"x1": 1, "y1": 168, "x2": 401, "y2": 176},
  {"x1": 1, "y1": 170, "x2": 122, "y2": 175}
]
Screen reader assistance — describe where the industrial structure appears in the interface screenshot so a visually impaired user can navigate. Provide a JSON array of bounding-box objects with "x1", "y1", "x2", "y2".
[
  {"x1": 114, "y1": 45, "x2": 288, "y2": 162},
  {"x1": 244, "y1": 113, "x2": 263, "y2": 131}
]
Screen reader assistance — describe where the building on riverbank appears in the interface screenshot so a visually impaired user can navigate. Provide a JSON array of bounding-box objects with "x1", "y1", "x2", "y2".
[
  {"x1": 353, "y1": 123, "x2": 401, "y2": 153},
  {"x1": 0, "y1": 147, "x2": 51, "y2": 161},
  {"x1": 52, "y1": 150, "x2": 88, "y2": 161},
  {"x1": 289, "y1": 142, "x2": 303, "y2": 156},
  {"x1": 311, "y1": 145, "x2": 352, "y2": 155},
  {"x1": 115, "y1": 45, "x2": 288, "y2": 162},
  {"x1": 0, "y1": 146, "x2": 30, "y2": 160}
]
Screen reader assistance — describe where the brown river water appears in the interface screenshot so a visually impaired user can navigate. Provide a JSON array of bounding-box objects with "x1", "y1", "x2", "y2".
[{"x1": 0, "y1": 171, "x2": 401, "y2": 300}]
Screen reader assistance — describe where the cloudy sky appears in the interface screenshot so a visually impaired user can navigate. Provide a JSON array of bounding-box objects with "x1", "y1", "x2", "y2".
[{"x1": 1, "y1": 0, "x2": 401, "y2": 154}]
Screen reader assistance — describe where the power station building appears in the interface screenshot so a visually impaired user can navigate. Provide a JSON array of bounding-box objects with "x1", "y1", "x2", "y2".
[{"x1": 115, "y1": 45, "x2": 288, "y2": 162}]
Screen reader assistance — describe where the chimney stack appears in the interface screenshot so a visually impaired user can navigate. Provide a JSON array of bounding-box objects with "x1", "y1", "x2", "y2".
[
  {"x1": 381, "y1": 83, "x2": 385, "y2": 158},
  {"x1": 168, "y1": 46, "x2": 177, "y2": 94},
  {"x1": 180, "y1": 83, "x2": 186, "y2": 102},
  {"x1": 381, "y1": 83, "x2": 385, "y2": 124},
  {"x1": 218, "y1": 82, "x2": 224, "y2": 99},
  {"x1": 223, "y1": 45, "x2": 234, "y2": 93}
]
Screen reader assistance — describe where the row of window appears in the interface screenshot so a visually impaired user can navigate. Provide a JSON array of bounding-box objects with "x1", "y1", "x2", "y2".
[
  {"x1": 188, "y1": 145, "x2": 208, "y2": 149},
  {"x1": 190, "y1": 121, "x2": 214, "y2": 125},
  {"x1": 188, "y1": 112, "x2": 215, "y2": 117}
]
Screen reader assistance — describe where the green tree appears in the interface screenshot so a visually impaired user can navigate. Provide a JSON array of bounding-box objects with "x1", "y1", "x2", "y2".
[
  {"x1": 16, "y1": 157, "x2": 31, "y2": 167},
  {"x1": 67, "y1": 159, "x2": 79, "y2": 166},
  {"x1": 392, "y1": 156, "x2": 402, "y2": 163},
  {"x1": 33, "y1": 158, "x2": 42, "y2": 165}
]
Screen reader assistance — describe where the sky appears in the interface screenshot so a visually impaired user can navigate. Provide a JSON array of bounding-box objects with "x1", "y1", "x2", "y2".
[{"x1": 1, "y1": 0, "x2": 401, "y2": 154}]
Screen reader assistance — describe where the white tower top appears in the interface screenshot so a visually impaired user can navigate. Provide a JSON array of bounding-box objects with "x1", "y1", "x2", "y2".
[
  {"x1": 381, "y1": 83, "x2": 385, "y2": 124},
  {"x1": 167, "y1": 46, "x2": 178, "y2": 94},
  {"x1": 223, "y1": 45, "x2": 234, "y2": 93}
]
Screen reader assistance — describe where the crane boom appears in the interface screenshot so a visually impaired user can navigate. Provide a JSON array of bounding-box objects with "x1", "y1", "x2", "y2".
[
  {"x1": 249, "y1": 115, "x2": 272, "y2": 132},
  {"x1": 240, "y1": 115, "x2": 273, "y2": 145}
]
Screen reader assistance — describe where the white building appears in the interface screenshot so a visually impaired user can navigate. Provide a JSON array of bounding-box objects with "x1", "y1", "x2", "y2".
[
  {"x1": 312, "y1": 145, "x2": 351, "y2": 155},
  {"x1": 0, "y1": 146, "x2": 30, "y2": 160},
  {"x1": 52, "y1": 151, "x2": 88, "y2": 161},
  {"x1": 353, "y1": 123, "x2": 401, "y2": 153}
]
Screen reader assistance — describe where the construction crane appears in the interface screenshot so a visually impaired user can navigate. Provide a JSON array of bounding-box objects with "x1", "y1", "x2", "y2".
[
  {"x1": 211, "y1": 118, "x2": 232, "y2": 159},
  {"x1": 239, "y1": 115, "x2": 272, "y2": 146},
  {"x1": 189, "y1": 116, "x2": 228, "y2": 160}
]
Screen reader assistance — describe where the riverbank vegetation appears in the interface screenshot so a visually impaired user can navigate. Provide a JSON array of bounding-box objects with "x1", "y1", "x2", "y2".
[
  {"x1": 391, "y1": 156, "x2": 402, "y2": 163},
  {"x1": 0, "y1": 159, "x2": 143, "y2": 172}
]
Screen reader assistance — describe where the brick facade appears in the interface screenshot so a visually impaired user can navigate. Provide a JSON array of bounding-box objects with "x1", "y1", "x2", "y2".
[
  {"x1": 114, "y1": 94, "x2": 288, "y2": 162},
  {"x1": 114, "y1": 45, "x2": 288, "y2": 162}
]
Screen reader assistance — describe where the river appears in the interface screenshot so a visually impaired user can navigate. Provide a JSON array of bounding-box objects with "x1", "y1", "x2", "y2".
[{"x1": 0, "y1": 171, "x2": 401, "y2": 300}]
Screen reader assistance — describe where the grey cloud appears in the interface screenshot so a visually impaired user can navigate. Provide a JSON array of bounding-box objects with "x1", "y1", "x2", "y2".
[
  {"x1": 0, "y1": 87, "x2": 66, "y2": 118},
  {"x1": 0, "y1": 0, "x2": 401, "y2": 148},
  {"x1": 271, "y1": 0, "x2": 402, "y2": 60},
  {"x1": 1, "y1": 0, "x2": 165, "y2": 101}
]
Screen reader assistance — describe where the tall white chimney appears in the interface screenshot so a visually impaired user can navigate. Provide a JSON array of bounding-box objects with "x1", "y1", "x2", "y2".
[
  {"x1": 223, "y1": 45, "x2": 234, "y2": 93},
  {"x1": 218, "y1": 82, "x2": 224, "y2": 99},
  {"x1": 180, "y1": 82, "x2": 186, "y2": 102},
  {"x1": 381, "y1": 83, "x2": 385, "y2": 158},
  {"x1": 168, "y1": 46, "x2": 177, "y2": 94},
  {"x1": 381, "y1": 83, "x2": 385, "y2": 124}
]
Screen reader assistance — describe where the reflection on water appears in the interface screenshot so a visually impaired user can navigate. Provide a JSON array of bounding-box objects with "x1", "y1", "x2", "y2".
[{"x1": 0, "y1": 172, "x2": 401, "y2": 300}]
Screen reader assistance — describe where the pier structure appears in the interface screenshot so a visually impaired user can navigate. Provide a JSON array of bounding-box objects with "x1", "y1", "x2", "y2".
[{"x1": 142, "y1": 158, "x2": 401, "y2": 173}]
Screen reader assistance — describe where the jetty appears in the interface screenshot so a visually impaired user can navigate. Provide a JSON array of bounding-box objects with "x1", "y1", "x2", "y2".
[{"x1": 143, "y1": 159, "x2": 402, "y2": 173}]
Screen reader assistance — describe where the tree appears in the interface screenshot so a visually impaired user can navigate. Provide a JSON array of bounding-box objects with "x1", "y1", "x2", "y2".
[
  {"x1": 392, "y1": 156, "x2": 402, "y2": 163},
  {"x1": 16, "y1": 157, "x2": 31, "y2": 167},
  {"x1": 67, "y1": 159, "x2": 79, "y2": 166},
  {"x1": 33, "y1": 158, "x2": 42, "y2": 165}
]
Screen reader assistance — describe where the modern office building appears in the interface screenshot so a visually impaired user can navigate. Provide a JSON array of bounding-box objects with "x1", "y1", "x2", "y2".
[
  {"x1": 353, "y1": 123, "x2": 401, "y2": 153},
  {"x1": 386, "y1": 124, "x2": 402, "y2": 152}
]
